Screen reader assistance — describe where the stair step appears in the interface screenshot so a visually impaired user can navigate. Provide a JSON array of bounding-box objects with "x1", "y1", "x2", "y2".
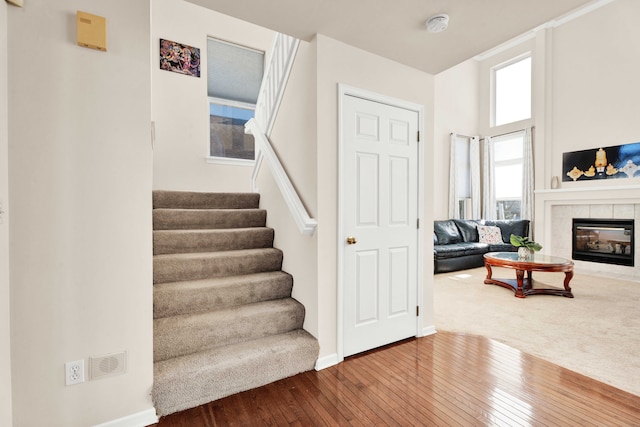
[
  {"x1": 153, "y1": 208, "x2": 267, "y2": 230},
  {"x1": 154, "y1": 298, "x2": 305, "y2": 362},
  {"x1": 152, "y1": 329, "x2": 319, "y2": 417},
  {"x1": 153, "y1": 248, "x2": 283, "y2": 284},
  {"x1": 153, "y1": 227, "x2": 274, "y2": 255},
  {"x1": 153, "y1": 191, "x2": 260, "y2": 210},
  {"x1": 153, "y1": 271, "x2": 293, "y2": 319}
]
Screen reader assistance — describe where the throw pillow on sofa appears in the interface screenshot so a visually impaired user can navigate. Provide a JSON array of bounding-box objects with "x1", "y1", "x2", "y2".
[{"x1": 477, "y1": 225, "x2": 503, "y2": 244}]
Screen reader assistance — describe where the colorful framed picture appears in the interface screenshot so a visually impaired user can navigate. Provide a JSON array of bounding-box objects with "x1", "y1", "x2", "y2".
[
  {"x1": 562, "y1": 141, "x2": 640, "y2": 181},
  {"x1": 159, "y1": 39, "x2": 200, "y2": 78}
]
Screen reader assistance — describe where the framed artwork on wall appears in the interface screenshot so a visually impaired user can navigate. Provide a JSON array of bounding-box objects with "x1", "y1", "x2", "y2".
[
  {"x1": 159, "y1": 38, "x2": 200, "y2": 78},
  {"x1": 563, "y1": 141, "x2": 640, "y2": 182}
]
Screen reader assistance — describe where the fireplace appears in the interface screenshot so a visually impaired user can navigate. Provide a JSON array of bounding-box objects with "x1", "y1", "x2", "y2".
[{"x1": 572, "y1": 218, "x2": 634, "y2": 266}]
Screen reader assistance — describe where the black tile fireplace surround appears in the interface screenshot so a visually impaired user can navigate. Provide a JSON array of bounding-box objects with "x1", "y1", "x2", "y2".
[{"x1": 572, "y1": 218, "x2": 635, "y2": 266}]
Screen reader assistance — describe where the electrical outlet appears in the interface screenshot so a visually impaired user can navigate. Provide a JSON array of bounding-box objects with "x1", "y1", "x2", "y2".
[{"x1": 65, "y1": 360, "x2": 85, "y2": 386}]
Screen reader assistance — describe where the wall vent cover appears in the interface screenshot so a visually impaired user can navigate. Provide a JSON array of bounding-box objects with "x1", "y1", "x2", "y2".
[{"x1": 90, "y1": 351, "x2": 127, "y2": 380}]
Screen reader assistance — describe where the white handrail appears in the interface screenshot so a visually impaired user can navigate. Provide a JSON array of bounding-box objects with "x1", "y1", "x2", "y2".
[
  {"x1": 249, "y1": 33, "x2": 316, "y2": 235},
  {"x1": 246, "y1": 119, "x2": 317, "y2": 235}
]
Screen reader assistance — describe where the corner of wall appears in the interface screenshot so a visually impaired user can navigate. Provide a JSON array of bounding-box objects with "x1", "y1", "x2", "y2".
[{"x1": 0, "y1": 2, "x2": 12, "y2": 427}]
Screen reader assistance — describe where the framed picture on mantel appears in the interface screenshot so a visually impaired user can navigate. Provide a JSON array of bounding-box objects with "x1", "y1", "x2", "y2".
[{"x1": 562, "y1": 141, "x2": 640, "y2": 182}]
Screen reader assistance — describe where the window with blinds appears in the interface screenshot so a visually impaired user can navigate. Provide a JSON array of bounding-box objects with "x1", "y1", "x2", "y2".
[{"x1": 207, "y1": 38, "x2": 264, "y2": 162}]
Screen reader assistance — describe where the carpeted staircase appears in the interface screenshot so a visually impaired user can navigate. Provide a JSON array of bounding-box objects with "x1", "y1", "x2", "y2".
[{"x1": 151, "y1": 190, "x2": 319, "y2": 417}]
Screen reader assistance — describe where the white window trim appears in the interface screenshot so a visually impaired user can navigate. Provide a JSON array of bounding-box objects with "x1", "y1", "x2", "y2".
[
  {"x1": 205, "y1": 156, "x2": 254, "y2": 166},
  {"x1": 208, "y1": 97, "x2": 256, "y2": 111}
]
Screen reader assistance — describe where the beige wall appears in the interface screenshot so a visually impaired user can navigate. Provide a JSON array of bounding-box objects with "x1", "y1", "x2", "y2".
[
  {"x1": 550, "y1": 0, "x2": 640, "y2": 190},
  {"x1": 433, "y1": 60, "x2": 480, "y2": 220},
  {"x1": 0, "y1": 2, "x2": 12, "y2": 426},
  {"x1": 152, "y1": 0, "x2": 275, "y2": 192},
  {"x1": 259, "y1": 39, "x2": 319, "y2": 338},
  {"x1": 8, "y1": 1, "x2": 154, "y2": 426},
  {"x1": 316, "y1": 35, "x2": 435, "y2": 358}
]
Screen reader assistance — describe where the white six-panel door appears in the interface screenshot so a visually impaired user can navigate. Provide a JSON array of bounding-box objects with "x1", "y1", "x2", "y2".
[{"x1": 342, "y1": 94, "x2": 419, "y2": 357}]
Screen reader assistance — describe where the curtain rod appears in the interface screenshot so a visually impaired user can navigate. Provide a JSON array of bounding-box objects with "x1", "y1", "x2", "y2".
[
  {"x1": 450, "y1": 132, "x2": 475, "y2": 139},
  {"x1": 451, "y1": 126, "x2": 535, "y2": 141}
]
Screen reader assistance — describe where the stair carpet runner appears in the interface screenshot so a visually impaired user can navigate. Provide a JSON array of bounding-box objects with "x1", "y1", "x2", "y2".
[{"x1": 151, "y1": 190, "x2": 319, "y2": 417}]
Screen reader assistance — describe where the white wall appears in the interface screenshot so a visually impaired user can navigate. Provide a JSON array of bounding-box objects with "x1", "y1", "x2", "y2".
[
  {"x1": 549, "y1": 0, "x2": 640, "y2": 190},
  {"x1": 0, "y1": 2, "x2": 12, "y2": 426},
  {"x1": 315, "y1": 35, "x2": 435, "y2": 358},
  {"x1": 261, "y1": 39, "x2": 319, "y2": 338},
  {"x1": 8, "y1": 1, "x2": 154, "y2": 426},
  {"x1": 152, "y1": 0, "x2": 275, "y2": 192},
  {"x1": 433, "y1": 60, "x2": 480, "y2": 220}
]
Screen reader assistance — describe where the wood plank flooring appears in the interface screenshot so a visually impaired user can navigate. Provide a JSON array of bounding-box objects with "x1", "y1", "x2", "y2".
[{"x1": 151, "y1": 331, "x2": 640, "y2": 426}]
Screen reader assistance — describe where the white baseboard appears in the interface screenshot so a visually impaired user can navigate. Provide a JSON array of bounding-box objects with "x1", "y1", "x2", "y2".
[
  {"x1": 315, "y1": 353, "x2": 340, "y2": 371},
  {"x1": 92, "y1": 408, "x2": 158, "y2": 427},
  {"x1": 421, "y1": 325, "x2": 437, "y2": 337}
]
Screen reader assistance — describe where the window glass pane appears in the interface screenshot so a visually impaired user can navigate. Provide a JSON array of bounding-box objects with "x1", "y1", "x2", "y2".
[
  {"x1": 495, "y1": 56, "x2": 531, "y2": 126},
  {"x1": 493, "y1": 135, "x2": 523, "y2": 162},
  {"x1": 494, "y1": 164, "x2": 522, "y2": 198},
  {"x1": 496, "y1": 200, "x2": 521, "y2": 220},
  {"x1": 209, "y1": 104, "x2": 255, "y2": 160}
]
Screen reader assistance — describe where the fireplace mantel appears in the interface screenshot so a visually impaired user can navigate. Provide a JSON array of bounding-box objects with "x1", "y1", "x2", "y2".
[
  {"x1": 535, "y1": 184, "x2": 640, "y2": 204},
  {"x1": 534, "y1": 183, "x2": 640, "y2": 280}
]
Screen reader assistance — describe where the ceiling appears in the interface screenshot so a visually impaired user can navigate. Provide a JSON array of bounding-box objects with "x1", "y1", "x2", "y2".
[{"x1": 185, "y1": 0, "x2": 599, "y2": 75}]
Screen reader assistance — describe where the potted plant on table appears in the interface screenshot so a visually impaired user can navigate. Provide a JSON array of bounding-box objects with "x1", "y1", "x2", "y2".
[{"x1": 510, "y1": 234, "x2": 542, "y2": 259}]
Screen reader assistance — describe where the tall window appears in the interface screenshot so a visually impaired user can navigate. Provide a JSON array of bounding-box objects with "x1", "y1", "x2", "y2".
[
  {"x1": 493, "y1": 55, "x2": 531, "y2": 127},
  {"x1": 492, "y1": 132, "x2": 524, "y2": 219},
  {"x1": 207, "y1": 38, "x2": 264, "y2": 162}
]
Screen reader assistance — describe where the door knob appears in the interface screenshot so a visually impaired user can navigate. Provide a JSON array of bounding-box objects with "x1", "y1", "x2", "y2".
[{"x1": 346, "y1": 236, "x2": 357, "y2": 245}]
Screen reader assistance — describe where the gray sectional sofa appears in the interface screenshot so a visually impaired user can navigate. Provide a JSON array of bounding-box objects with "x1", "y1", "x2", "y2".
[{"x1": 433, "y1": 219, "x2": 530, "y2": 273}]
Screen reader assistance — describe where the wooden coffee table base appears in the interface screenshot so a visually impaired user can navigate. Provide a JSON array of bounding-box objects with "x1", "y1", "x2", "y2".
[{"x1": 483, "y1": 253, "x2": 574, "y2": 299}]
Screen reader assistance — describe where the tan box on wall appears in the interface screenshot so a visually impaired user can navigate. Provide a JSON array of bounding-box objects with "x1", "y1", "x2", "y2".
[{"x1": 77, "y1": 11, "x2": 107, "y2": 52}]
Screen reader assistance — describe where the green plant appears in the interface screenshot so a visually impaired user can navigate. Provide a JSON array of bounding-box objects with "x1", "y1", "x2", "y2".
[{"x1": 510, "y1": 234, "x2": 542, "y2": 252}]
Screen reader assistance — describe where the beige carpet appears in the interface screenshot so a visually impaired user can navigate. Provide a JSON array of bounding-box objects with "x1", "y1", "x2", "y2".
[{"x1": 434, "y1": 266, "x2": 640, "y2": 397}]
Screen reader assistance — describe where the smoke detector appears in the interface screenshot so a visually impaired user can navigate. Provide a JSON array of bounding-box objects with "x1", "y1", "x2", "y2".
[{"x1": 426, "y1": 14, "x2": 449, "y2": 33}]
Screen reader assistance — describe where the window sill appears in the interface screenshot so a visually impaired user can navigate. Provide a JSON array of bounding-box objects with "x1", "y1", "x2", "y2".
[{"x1": 206, "y1": 156, "x2": 255, "y2": 167}]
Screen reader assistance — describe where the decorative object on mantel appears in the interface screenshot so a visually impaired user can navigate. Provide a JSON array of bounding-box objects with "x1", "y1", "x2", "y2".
[
  {"x1": 159, "y1": 39, "x2": 201, "y2": 78},
  {"x1": 551, "y1": 176, "x2": 560, "y2": 189},
  {"x1": 563, "y1": 141, "x2": 640, "y2": 182},
  {"x1": 510, "y1": 234, "x2": 542, "y2": 260}
]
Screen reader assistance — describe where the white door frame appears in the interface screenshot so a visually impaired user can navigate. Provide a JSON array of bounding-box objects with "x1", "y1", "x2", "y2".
[{"x1": 337, "y1": 84, "x2": 425, "y2": 363}]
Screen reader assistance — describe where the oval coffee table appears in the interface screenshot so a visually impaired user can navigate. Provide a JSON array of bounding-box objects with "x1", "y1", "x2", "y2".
[{"x1": 483, "y1": 252, "x2": 574, "y2": 298}]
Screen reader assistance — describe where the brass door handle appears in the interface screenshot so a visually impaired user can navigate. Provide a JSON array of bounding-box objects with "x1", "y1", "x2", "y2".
[{"x1": 346, "y1": 236, "x2": 357, "y2": 245}]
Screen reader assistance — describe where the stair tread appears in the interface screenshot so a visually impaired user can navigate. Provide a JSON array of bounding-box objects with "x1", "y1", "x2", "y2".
[
  {"x1": 153, "y1": 208, "x2": 267, "y2": 230},
  {"x1": 152, "y1": 329, "x2": 319, "y2": 416},
  {"x1": 153, "y1": 191, "x2": 260, "y2": 209},
  {"x1": 153, "y1": 271, "x2": 293, "y2": 319},
  {"x1": 153, "y1": 248, "x2": 284, "y2": 284},
  {"x1": 153, "y1": 227, "x2": 273, "y2": 234},
  {"x1": 153, "y1": 227, "x2": 275, "y2": 255},
  {"x1": 153, "y1": 247, "x2": 282, "y2": 261},
  {"x1": 154, "y1": 298, "x2": 305, "y2": 362}
]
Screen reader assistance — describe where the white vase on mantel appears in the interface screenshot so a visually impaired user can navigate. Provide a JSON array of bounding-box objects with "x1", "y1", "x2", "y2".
[{"x1": 518, "y1": 247, "x2": 533, "y2": 260}]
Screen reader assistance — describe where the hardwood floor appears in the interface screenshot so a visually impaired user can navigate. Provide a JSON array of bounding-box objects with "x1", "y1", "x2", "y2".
[{"x1": 151, "y1": 331, "x2": 640, "y2": 426}]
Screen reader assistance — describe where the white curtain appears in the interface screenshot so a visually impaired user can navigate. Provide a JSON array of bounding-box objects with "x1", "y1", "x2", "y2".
[
  {"x1": 482, "y1": 136, "x2": 496, "y2": 220},
  {"x1": 448, "y1": 133, "x2": 459, "y2": 219},
  {"x1": 521, "y1": 127, "x2": 534, "y2": 224},
  {"x1": 470, "y1": 136, "x2": 481, "y2": 219}
]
